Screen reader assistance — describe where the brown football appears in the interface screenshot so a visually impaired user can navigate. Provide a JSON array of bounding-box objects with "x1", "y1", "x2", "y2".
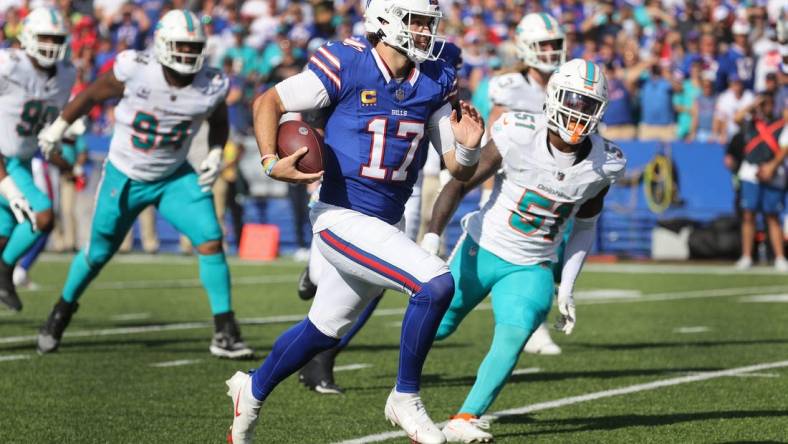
[{"x1": 276, "y1": 120, "x2": 325, "y2": 174}]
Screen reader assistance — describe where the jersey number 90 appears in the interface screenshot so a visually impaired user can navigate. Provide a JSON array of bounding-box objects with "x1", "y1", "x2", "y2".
[
  {"x1": 131, "y1": 111, "x2": 191, "y2": 151},
  {"x1": 17, "y1": 100, "x2": 58, "y2": 137}
]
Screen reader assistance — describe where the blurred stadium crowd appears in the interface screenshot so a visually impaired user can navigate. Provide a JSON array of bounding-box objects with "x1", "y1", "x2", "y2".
[
  {"x1": 1, "y1": 0, "x2": 785, "y2": 143},
  {"x1": 0, "y1": 0, "x2": 786, "y2": 257}
]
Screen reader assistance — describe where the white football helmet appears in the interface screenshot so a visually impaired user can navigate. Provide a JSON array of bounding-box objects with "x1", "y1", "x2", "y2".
[
  {"x1": 19, "y1": 7, "x2": 69, "y2": 68},
  {"x1": 154, "y1": 9, "x2": 206, "y2": 74},
  {"x1": 545, "y1": 59, "x2": 608, "y2": 145},
  {"x1": 364, "y1": 0, "x2": 444, "y2": 63},
  {"x1": 515, "y1": 12, "x2": 566, "y2": 73}
]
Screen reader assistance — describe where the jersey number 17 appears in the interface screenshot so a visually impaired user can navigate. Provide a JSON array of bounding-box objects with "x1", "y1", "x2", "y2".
[{"x1": 360, "y1": 117, "x2": 424, "y2": 182}]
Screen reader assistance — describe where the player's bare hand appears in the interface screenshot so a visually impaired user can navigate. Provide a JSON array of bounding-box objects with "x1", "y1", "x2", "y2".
[
  {"x1": 450, "y1": 100, "x2": 485, "y2": 149},
  {"x1": 269, "y1": 147, "x2": 323, "y2": 184}
]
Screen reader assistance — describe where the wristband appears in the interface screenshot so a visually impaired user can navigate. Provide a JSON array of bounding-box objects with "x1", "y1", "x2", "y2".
[
  {"x1": 262, "y1": 155, "x2": 279, "y2": 176},
  {"x1": 455, "y1": 142, "x2": 480, "y2": 167}
]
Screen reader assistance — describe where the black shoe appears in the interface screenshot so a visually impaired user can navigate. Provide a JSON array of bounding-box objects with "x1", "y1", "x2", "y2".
[
  {"x1": 0, "y1": 260, "x2": 21, "y2": 312},
  {"x1": 210, "y1": 311, "x2": 254, "y2": 359},
  {"x1": 298, "y1": 346, "x2": 343, "y2": 394},
  {"x1": 297, "y1": 266, "x2": 317, "y2": 301},
  {"x1": 37, "y1": 298, "x2": 78, "y2": 354}
]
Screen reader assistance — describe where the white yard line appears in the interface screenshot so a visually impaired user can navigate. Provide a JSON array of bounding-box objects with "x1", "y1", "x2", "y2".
[
  {"x1": 511, "y1": 367, "x2": 541, "y2": 376},
  {"x1": 19, "y1": 274, "x2": 298, "y2": 293},
  {"x1": 110, "y1": 313, "x2": 151, "y2": 321},
  {"x1": 149, "y1": 359, "x2": 202, "y2": 368},
  {"x1": 335, "y1": 363, "x2": 372, "y2": 372},
  {"x1": 334, "y1": 359, "x2": 788, "y2": 444},
  {"x1": 2, "y1": 285, "x2": 785, "y2": 346},
  {"x1": 584, "y1": 263, "x2": 784, "y2": 275},
  {"x1": 673, "y1": 326, "x2": 710, "y2": 334},
  {"x1": 739, "y1": 294, "x2": 788, "y2": 303},
  {"x1": 0, "y1": 354, "x2": 31, "y2": 362}
]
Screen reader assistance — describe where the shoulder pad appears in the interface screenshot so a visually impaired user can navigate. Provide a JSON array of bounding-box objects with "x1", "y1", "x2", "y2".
[
  {"x1": 491, "y1": 111, "x2": 544, "y2": 156},
  {"x1": 489, "y1": 72, "x2": 527, "y2": 105}
]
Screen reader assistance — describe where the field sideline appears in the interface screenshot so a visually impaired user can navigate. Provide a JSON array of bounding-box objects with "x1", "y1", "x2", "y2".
[{"x1": 1, "y1": 256, "x2": 787, "y2": 443}]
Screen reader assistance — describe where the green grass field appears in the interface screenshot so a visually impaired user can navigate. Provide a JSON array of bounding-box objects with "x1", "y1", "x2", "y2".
[{"x1": 1, "y1": 256, "x2": 787, "y2": 443}]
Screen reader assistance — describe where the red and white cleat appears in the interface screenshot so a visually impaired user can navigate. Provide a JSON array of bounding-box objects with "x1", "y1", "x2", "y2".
[{"x1": 226, "y1": 371, "x2": 262, "y2": 444}]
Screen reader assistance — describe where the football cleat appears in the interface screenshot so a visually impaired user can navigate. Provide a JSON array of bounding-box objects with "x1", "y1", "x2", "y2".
[
  {"x1": 384, "y1": 389, "x2": 446, "y2": 444},
  {"x1": 211, "y1": 312, "x2": 254, "y2": 360},
  {"x1": 37, "y1": 298, "x2": 78, "y2": 354},
  {"x1": 226, "y1": 371, "x2": 262, "y2": 444},
  {"x1": 735, "y1": 256, "x2": 753, "y2": 270},
  {"x1": 0, "y1": 260, "x2": 21, "y2": 312},
  {"x1": 443, "y1": 415, "x2": 493, "y2": 443},
  {"x1": 298, "y1": 347, "x2": 343, "y2": 394},
  {"x1": 297, "y1": 265, "x2": 317, "y2": 301},
  {"x1": 523, "y1": 323, "x2": 561, "y2": 355},
  {"x1": 775, "y1": 256, "x2": 788, "y2": 272}
]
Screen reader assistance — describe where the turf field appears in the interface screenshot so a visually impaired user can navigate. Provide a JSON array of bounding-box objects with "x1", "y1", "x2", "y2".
[{"x1": 1, "y1": 255, "x2": 787, "y2": 443}]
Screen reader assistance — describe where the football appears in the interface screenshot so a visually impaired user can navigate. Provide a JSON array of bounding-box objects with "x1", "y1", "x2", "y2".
[{"x1": 276, "y1": 120, "x2": 325, "y2": 174}]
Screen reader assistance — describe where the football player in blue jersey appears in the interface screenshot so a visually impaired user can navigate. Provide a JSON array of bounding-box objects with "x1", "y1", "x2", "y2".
[
  {"x1": 225, "y1": 0, "x2": 484, "y2": 442},
  {"x1": 294, "y1": 40, "x2": 465, "y2": 396}
]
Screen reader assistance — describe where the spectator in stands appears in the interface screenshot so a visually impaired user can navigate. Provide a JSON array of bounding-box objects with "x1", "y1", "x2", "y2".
[
  {"x1": 715, "y1": 73, "x2": 755, "y2": 144},
  {"x1": 689, "y1": 71, "x2": 718, "y2": 143},
  {"x1": 600, "y1": 63, "x2": 637, "y2": 140},
  {"x1": 717, "y1": 20, "x2": 755, "y2": 92},
  {"x1": 732, "y1": 93, "x2": 787, "y2": 271},
  {"x1": 638, "y1": 62, "x2": 676, "y2": 141},
  {"x1": 675, "y1": 63, "x2": 702, "y2": 141}
]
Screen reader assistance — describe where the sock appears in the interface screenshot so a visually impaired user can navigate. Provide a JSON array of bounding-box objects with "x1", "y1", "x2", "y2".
[
  {"x1": 198, "y1": 252, "x2": 231, "y2": 315},
  {"x1": 1, "y1": 221, "x2": 42, "y2": 266},
  {"x1": 251, "y1": 318, "x2": 338, "y2": 401},
  {"x1": 62, "y1": 251, "x2": 102, "y2": 303},
  {"x1": 396, "y1": 272, "x2": 454, "y2": 393},
  {"x1": 19, "y1": 233, "x2": 49, "y2": 271},
  {"x1": 337, "y1": 291, "x2": 383, "y2": 350},
  {"x1": 459, "y1": 323, "x2": 530, "y2": 416}
]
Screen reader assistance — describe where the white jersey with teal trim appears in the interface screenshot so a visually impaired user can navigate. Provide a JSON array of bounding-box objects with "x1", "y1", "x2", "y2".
[
  {"x1": 0, "y1": 48, "x2": 76, "y2": 160},
  {"x1": 488, "y1": 71, "x2": 546, "y2": 114},
  {"x1": 109, "y1": 50, "x2": 229, "y2": 182},
  {"x1": 465, "y1": 112, "x2": 626, "y2": 266}
]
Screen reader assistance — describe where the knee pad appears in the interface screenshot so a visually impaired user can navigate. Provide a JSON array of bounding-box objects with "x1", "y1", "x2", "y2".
[
  {"x1": 307, "y1": 312, "x2": 351, "y2": 339},
  {"x1": 413, "y1": 272, "x2": 454, "y2": 310},
  {"x1": 85, "y1": 247, "x2": 113, "y2": 270}
]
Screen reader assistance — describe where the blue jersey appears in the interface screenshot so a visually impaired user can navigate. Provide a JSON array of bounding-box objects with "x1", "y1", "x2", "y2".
[{"x1": 308, "y1": 38, "x2": 456, "y2": 224}]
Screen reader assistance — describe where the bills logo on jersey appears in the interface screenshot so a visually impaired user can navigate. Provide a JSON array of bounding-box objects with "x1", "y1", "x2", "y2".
[{"x1": 361, "y1": 90, "x2": 377, "y2": 106}]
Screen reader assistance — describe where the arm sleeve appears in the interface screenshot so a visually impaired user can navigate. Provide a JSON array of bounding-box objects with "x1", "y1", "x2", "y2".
[
  {"x1": 426, "y1": 102, "x2": 456, "y2": 155},
  {"x1": 275, "y1": 70, "x2": 332, "y2": 112},
  {"x1": 557, "y1": 214, "x2": 599, "y2": 300}
]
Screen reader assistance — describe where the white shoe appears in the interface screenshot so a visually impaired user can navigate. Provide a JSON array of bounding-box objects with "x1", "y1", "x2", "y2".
[
  {"x1": 735, "y1": 256, "x2": 752, "y2": 270},
  {"x1": 226, "y1": 371, "x2": 262, "y2": 444},
  {"x1": 443, "y1": 416, "x2": 493, "y2": 443},
  {"x1": 293, "y1": 248, "x2": 310, "y2": 262},
  {"x1": 523, "y1": 323, "x2": 562, "y2": 355},
  {"x1": 384, "y1": 389, "x2": 446, "y2": 444},
  {"x1": 12, "y1": 266, "x2": 38, "y2": 290},
  {"x1": 775, "y1": 257, "x2": 788, "y2": 272}
]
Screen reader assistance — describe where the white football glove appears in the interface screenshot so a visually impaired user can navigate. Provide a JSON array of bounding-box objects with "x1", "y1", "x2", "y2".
[
  {"x1": 420, "y1": 232, "x2": 440, "y2": 255},
  {"x1": 63, "y1": 117, "x2": 87, "y2": 141},
  {"x1": 38, "y1": 116, "x2": 69, "y2": 160},
  {"x1": 554, "y1": 288, "x2": 576, "y2": 335},
  {"x1": 198, "y1": 147, "x2": 223, "y2": 192},
  {"x1": 0, "y1": 176, "x2": 37, "y2": 230}
]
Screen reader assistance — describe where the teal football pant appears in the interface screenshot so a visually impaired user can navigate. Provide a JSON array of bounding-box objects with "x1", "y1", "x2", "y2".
[
  {"x1": 0, "y1": 157, "x2": 52, "y2": 266},
  {"x1": 435, "y1": 235, "x2": 554, "y2": 416},
  {"x1": 61, "y1": 160, "x2": 232, "y2": 315}
]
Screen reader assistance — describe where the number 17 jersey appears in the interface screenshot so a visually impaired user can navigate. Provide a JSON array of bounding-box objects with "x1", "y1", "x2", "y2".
[
  {"x1": 465, "y1": 112, "x2": 626, "y2": 266},
  {"x1": 109, "y1": 50, "x2": 228, "y2": 181},
  {"x1": 307, "y1": 38, "x2": 456, "y2": 225}
]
